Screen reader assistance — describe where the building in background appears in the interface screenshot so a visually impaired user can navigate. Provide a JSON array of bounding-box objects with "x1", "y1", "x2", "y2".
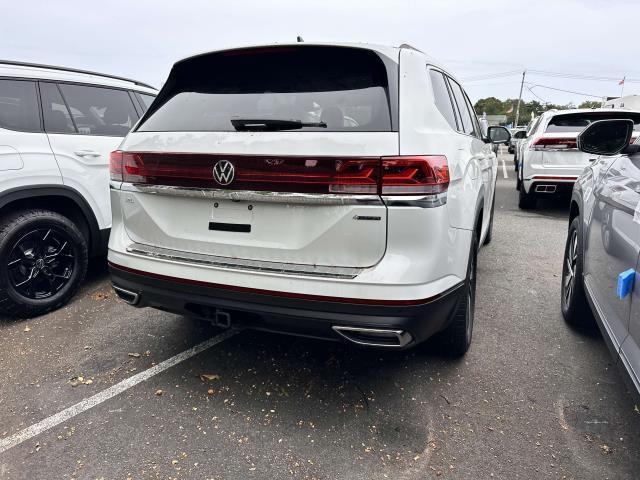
[{"x1": 603, "y1": 95, "x2": 640, "y2": 110}]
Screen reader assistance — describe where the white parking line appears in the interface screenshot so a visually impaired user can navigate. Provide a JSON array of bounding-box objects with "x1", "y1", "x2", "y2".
[
  {"x1": 0, "y1": 328, "x2": 241, "y2": 454},
  {"x1": 501, "y1": 156, "x2": 508, "y2": 179}
]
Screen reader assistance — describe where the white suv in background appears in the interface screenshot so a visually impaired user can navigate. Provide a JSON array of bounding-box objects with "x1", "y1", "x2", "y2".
[
  {"x1": 108, "y1": 43, "x2": 510, "y2": 354},
  {"x1": 0, "y1": 61, "x2": 156, "y2": 317},
  {"x1": 516, "y1": 108, "x2": 640, "y2": 209}
]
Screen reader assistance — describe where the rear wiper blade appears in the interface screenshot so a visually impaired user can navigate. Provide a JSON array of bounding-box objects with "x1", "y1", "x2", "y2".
[{"x1": 231, "y1": 118, "x2": 327, "y2": 131}]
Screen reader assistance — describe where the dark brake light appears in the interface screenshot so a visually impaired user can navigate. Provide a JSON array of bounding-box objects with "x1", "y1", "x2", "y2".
[
  {"x1": 113, "y1": 153, "x2": 449, "y2": 197},
  {"x1": 109, "y1": 150, "x2": 123, "y2": 181},
  {"x1": 381, "y1": 156, "x2": 449, "y2": 195},
  {"x1": 531, "y1": 137, "x2": 578, "y2": 150}
]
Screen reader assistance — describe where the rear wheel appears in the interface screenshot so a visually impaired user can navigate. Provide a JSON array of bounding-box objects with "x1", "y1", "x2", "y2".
[
  {"x1": 518, "y1": 184, "x2": 537, "y2": 209},
  {"x1": 561, "y1": 217, "x2": 593, "y2": 326},
  {"x1": 441, "y1": 234, "x2": 477, "y2": 356},
  {"x1": 0, "y1": 210, "x2": 88, "y2": 318}
]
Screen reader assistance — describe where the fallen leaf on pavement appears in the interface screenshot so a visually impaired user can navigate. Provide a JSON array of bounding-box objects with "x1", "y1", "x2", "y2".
[
  {"x1": 128, "y1": 352, "x2": 141, "y2": 358},
  {"x1": 200, "y1": 374, "x2": 220, "y2": 382},
  {"x1": 23, "y1": 326, "x2": 31, "y2": 332},
  {"x1": 155, "y1": 389, "x2": 164, "y2": 396}
]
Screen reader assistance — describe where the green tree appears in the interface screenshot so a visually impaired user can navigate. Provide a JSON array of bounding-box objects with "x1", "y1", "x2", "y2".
[
  {"x1": 578, "y1": 100, "x2": 601, "y2": 109},
  {"x1": 474, "y1": 97, "x2": 573, "y2": 126}
]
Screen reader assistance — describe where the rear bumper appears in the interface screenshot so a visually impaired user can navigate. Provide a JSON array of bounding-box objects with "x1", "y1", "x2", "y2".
[
  {"x1": 109, "y1": 262, "x2": 465, "y2": 349},
  {"x1": 523, "y1": 175, "x2": 579, "y2": 195}
]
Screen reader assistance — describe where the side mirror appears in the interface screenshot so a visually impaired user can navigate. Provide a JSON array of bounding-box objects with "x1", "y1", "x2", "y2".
[
  {"x1": 487, "y1": 126, "x2": 511, "y2": 145},
  {"x1": 577, "y1": 119, "x2": 634, "y2": 156}
]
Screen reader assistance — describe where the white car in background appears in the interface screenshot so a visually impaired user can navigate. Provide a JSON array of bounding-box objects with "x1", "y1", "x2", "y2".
[
  {"x1": 0, "y1": 61, "x2": 156, "y2": 317},
  {"x1": 516, "y1": 108, "x2": 640, "y2": 209},
  {"x1": 108, "y1": 43, "x2": 510, "y2": 354}
]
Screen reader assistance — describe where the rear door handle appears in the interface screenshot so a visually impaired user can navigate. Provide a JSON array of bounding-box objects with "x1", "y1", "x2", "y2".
[{"x1": 74, "y1": 150, "x2": 101, "y2": 158}]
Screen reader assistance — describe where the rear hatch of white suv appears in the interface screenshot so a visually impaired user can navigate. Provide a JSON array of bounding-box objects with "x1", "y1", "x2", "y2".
[
  {"x1": 111, "y1": 45, "x2": 434, "y2": 270},
  {"x1": 532, "y1": 110, "x2": 640, "y2": 169}
]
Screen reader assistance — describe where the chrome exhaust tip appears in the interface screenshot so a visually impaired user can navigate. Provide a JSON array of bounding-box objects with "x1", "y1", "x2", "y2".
[
  {"x1": 332, "y1": 326, "x2": 412, "y2": 348},
  {"x1": 535, "y1": 184, "x2": 556, "y2": 193},
  {"x1": 112, "y1": 285, "x2": 140, "y2": 306}
]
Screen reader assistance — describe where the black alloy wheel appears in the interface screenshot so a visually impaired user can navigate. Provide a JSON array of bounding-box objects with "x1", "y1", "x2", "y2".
[{"x1": 0, "y1": 210, "x2": 88, "y2": 318}]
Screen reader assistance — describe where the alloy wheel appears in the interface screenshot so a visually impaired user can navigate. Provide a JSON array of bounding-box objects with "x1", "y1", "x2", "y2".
[
  {"x1": 563, "y1": 229, "x2": 578, "y2": 306},
  {"x1": 7, "y1": 227, "x2": 77, "y2": 300}
]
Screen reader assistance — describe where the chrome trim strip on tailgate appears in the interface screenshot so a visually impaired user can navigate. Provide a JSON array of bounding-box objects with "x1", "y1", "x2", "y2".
[
  {"x1": 125, "y1": 243, "x2": 363, "y2": 279},
  {"x1": 117, "y1": 183, "x2": 383, "y2": 206}
]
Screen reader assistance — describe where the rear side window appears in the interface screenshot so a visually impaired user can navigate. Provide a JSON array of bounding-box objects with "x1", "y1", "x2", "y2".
[
  {"x1": 546, "y1": 112, "x2": 640, "y2": 132},
  {"x1": 0, "y1": 79, "x2": 40, "y2": 132},
  {"x1": 136, "y1": 92, "x2": 155, "y2": 111},
  {"x1": 41, "y1": 82, "x2": 76, "y2": 134},
  {"x1": 58, "y1": 84, "x2": 139, "y2": 136},
  {"x1": 139, "y1": 47, "x2": 394, "y2": 132},
  {"x1": 429, "y1": 69, "x2": 457, "y2": 130},
  {"x1": 447, "y1": 78, "x2": 476, "y2": 136}
]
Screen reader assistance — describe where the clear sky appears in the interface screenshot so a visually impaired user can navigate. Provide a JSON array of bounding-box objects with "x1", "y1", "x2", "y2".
[{"x1": 3, "y1": 0, "x2": 639, "y2": 105}]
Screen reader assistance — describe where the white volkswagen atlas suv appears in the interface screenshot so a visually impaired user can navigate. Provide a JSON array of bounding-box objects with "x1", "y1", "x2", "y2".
[
  {"x1": 517, "y1": 108, "x2": 640, "y2": 209},
  {"x1": 107, "y1": 43, "x2": 510, "y2": 354},
  {"x1": 0, "y1": 60, "x2": 156, "y2": 317}
]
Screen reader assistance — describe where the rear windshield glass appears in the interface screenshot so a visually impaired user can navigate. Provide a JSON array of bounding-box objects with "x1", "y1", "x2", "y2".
[
  {"x1": 546, "y1": 112, "x2": 640, "y2": 132},
  {"x1": 138, "y1": 47, "x2": 394, "y2": 132}
]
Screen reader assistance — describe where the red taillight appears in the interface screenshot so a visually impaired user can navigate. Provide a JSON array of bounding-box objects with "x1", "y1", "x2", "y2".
[
  {"x1": 109, "y1": 150, "x2": 123, "y2": 181},
  {"x1": 381, "y1": 156, "x2": 449, "y2": 195},
  {"x1": 531, "y1": 137, "x2": 577, "y2": 150},
  {"x1": 113, "y1": 153, "x2": 449, "y2": 198},
  {"x1": 114, "y1": 153, "x2": 380, "y2": 194}
]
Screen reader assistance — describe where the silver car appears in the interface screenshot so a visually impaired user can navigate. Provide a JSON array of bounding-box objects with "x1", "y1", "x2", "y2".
[{"x1": 562, "y1": 118, "x2": 640, "y2": 401}]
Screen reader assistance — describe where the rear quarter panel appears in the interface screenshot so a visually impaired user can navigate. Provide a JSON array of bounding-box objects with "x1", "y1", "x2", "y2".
[{"x1": 398, "y1": 49, "x2": 486, "y2": 232}]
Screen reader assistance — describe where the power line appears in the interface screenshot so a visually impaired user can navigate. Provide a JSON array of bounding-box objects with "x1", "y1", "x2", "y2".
[
  {"x1": 525, "y1": 82, "x2": 604, "y2": 98},
  {"x1": 525, "y1": 85, "x2": 548, "y2": 103},
  {"x1": 462, "y1": 71, "x2": 521, "y2": 82},
  {"x1": 528, "y1": 70, "x2": 640, "y2": 83},
  {"x1": 463, "y1": 68, "x2": 639, "y2": 84}
]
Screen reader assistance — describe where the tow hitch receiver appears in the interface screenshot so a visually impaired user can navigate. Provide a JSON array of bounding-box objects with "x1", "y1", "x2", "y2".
[{"x1": 214, "y1": 309, "x2": 232, "y2": 328}]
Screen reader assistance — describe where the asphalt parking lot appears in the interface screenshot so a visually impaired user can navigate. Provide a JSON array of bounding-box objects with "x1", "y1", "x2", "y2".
[{"x1": 1, "y1": 153, "x2": 639, "y2": 480}]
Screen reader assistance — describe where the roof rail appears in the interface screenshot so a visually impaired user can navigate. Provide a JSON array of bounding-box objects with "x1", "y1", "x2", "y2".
[
  {"x1": 398, "y1": 43, "x2": 423, "y2": 53},
  {"x1": 0, "y1": 59, "x2": 156, "y2": 90}
]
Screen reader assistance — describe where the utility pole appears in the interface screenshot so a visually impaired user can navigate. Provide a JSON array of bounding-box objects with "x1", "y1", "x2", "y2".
[{"x1": 514, "y1": 70, "x2": 526, "y2": 127}]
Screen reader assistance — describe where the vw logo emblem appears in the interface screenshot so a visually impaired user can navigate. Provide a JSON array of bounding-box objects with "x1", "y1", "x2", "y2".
[{"x1": 213, "y1": 160, "x2": 235, "y2": 186}]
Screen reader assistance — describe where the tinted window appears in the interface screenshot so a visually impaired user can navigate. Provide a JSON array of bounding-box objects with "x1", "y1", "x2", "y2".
[
  {"x1": 139, "y1": 47, "x2": 393, "y2": 132},
  {"x1": 514, "y1": 130, "x2": 526, "y2": 139},
  {"x1": 546, "y1": 112, "x2": 640, "y2": 132},
  {"x1": 429, "y1": 69, "x2": 457, "y2": 130},
  {"x1": 448, "y1": 79, "x2": 475, "y2": 135},
  {"x1": 464, "y1": 95, "x2": 481, "y2": 137},
  {"x1": 0, "y1": 80, "x2": 40, "y2": 132},
  {"x1": 137, "y1": 93, "x2": 155, "y2": 111},
  {"x1": 41, "y1": 83, "x2": 76, "y2": 134},
  {"x1": 58, "y1": 84, "x2": 139, "y2": 136}
]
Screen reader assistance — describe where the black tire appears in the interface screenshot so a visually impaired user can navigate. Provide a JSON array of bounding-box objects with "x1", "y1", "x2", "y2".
[
  {"x1": 441, "y1": 234, "x2": 477, "y2": 356},
  {"x1": 516, "y1": 176, "x2": 521, "y2": 191},
  {"x1": 561, "y1": 217, "x2": 594, "y2": 326},
  {"x1": 518, "y1": 185, "x2": 537, "y2": 209},
  {"x1": 0, "y1": 209, "x2": 88, "y2": 318},
  {"x1": 484, "y1": 192, "x2": 495, "y2": 245}
]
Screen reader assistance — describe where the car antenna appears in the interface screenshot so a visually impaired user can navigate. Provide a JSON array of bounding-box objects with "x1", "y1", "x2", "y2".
[{"x1": 297, "y1": 36, "x2": 304, "y2": 42}]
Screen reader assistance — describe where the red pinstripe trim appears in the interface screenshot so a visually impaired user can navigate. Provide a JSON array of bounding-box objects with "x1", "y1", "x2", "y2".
[{"x1": 108, "y1": 261, "x2": 457, "y2": 307}]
